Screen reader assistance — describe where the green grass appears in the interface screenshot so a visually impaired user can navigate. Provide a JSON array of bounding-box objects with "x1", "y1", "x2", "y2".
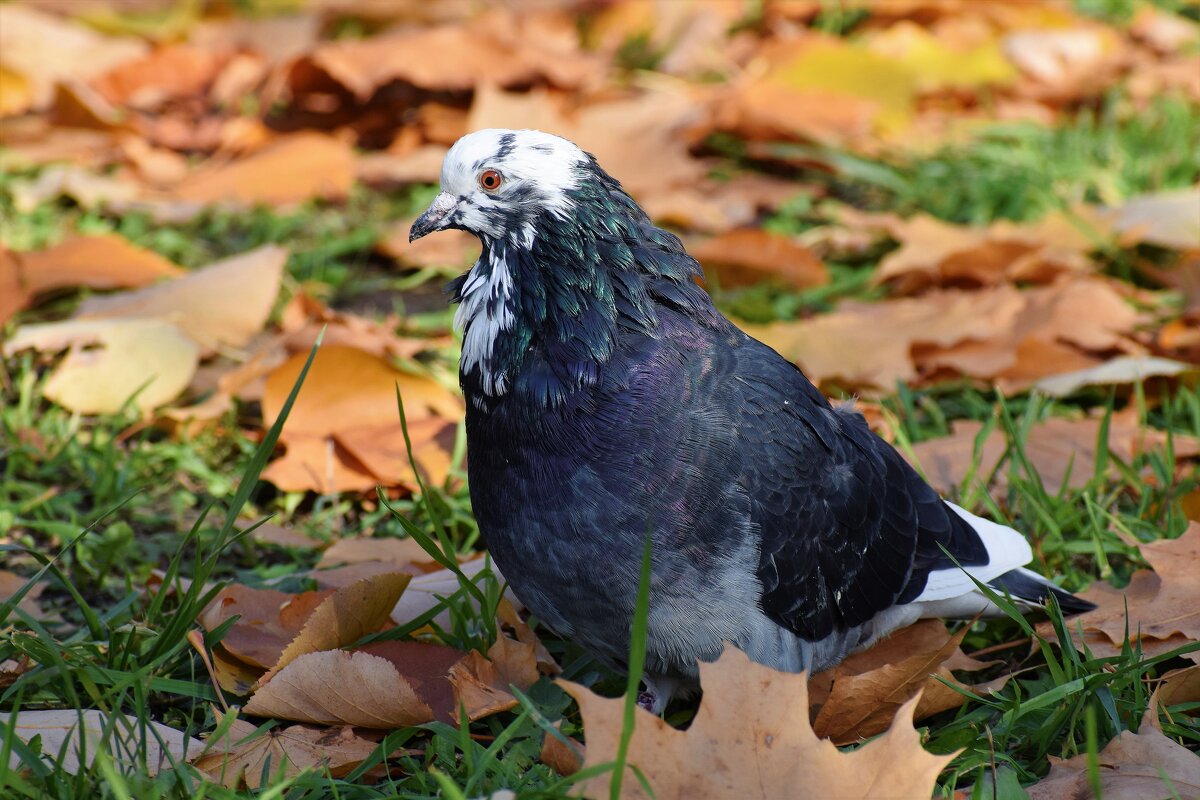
[{"x1": 2, "y1": 80, "x2": 1199, "y2": 799}]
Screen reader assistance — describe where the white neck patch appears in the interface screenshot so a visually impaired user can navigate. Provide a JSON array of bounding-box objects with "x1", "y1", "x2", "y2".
[{"x1": 454, "y1": 249, "x2": 514, "y2": 396}]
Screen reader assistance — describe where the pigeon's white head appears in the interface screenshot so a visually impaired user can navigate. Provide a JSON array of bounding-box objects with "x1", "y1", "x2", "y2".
[
  {"x1": 409, "y1": 128, "x2": 587, "y2": 248},
  {"x1": 408, "y1": 128, "x2": 717, "y2": 403}
]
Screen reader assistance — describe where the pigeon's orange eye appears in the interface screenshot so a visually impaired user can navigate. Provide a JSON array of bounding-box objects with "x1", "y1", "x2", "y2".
[{"x1": 479, "y1": 170, "x2": 503, "y2": 191}]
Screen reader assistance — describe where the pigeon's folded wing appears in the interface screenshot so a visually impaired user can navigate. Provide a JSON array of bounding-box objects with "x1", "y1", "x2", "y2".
[{"x1": 729, "y1": 339, "x2": 993, "y2": 642}]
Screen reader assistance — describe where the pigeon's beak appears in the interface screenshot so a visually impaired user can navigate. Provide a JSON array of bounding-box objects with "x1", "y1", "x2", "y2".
[{"x1": 409, "y1": 192, "x2": 458, "y2": 242}]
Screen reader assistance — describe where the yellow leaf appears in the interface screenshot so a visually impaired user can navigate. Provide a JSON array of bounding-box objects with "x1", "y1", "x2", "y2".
[{"x1": 3, "y1": 318, "x2": 198, "y2": 414}]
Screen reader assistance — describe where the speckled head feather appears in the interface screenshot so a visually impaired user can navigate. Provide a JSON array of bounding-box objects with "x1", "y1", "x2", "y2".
[{"x1": 410, "y1": 128, "x2": 720, "y2": 404}]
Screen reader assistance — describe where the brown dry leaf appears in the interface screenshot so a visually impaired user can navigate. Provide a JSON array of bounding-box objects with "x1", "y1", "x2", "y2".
[
  {"x1": 199, "y1": 584, "x2": 331, "y2": 670},
  {"x1": 640, "y1": 174, "x2": 803, "y2": 235},
  {"x1": 357, "y1": 145, "x2": 447, "y2": 188},
  {"x1": 211, "y1": 648, "x2": 261, "y2": 697},
  {"x1": 742, "y1": 284, "x2": 1026, "y2": 389},
  {"x1": 1002, "y1": 24, "x2": 1125, "y2": 102},
  {"x1": 16, "y1": 234, "x2": 182, "y2": 297},
  {"x1": 744, "y1": 277, "x2": 1143, "y2": 392},
  {"x1": 540, "y1": 728, "x2": 584, "y2": 777},
  {"x1": 261, "y1": 434, "x2": 381, "y2": 495},
  {"x1": 1026, "y1": 715, "x2": 1200, "y2": 800},
  {"x1": 691, "y1": 229, "x2": 828, "y2": 290},
  {"x1": 261, "y1": 346, "x2": 461, "y2": 494},
  {"x1": 336, "y1": 418, "x2": 458, "y2": 490},
  {"x1": 316, "y1": 537, "x2": 430, "y2": 572},
  {"x1": 189, "y1": 14, "x2": 322, "y2": 67},
  {"x1": 251, "y1": 523, "x2": 321, "y2": 550},
  {"x1": 1033, "y1": 356, "x2": 1196, "y2": 397},
  {"x1": 872, "y1": 212, "x2": 1101, "y2": 292},
  {"x1": 562, "y1": 645, "x2": 955, "y2": 800},
  {"x1": 1042, "y1": 523, "x2": 1200, "y2": 662},
  {"x1": 2, "y1": 709, "x2": 201, "y2": 776},
  {"x1": 260, "y1": 572, "x2": 410, "y2": 685},
  {"x1": 73, "y1": 245, "x2": 286, "y2": 353},
  {"x1": 0, "y1": 5, "x2": 147, "y2": 115},
  {"x1": 91, "y1": 42, "x2": 227, "y2": 110},
  {"x1": 243, "y1": 638, "x2": 514, "y2": 727},
  {"x1": 1105, "y1": 186, "x2": 1200, "y2": 251},
  {"x1": 808, "y1": 620, "x2": 988, "y2": 745},
  {"x1": 1156, "y1": 664, "x2": 1200, "y2": 710},
  {"x1": 263, "y1": 345, "x2": 461, "y2": 435},
  {"x1": 288, "y1": 11, "x2": 598, "y2": 102},
  {"x1": 0, "y1": 248, "x2": 26, "y2": 326},
  {"x1": 201, "y1": 572, "x2": 407, "y2": 681},
  {"x1": 192, "y1": 717, "x2": 377, "y2": 790},
  {"x1": 0, "y1": 570, "x2": 56, "y2": 622},
  {"x1": 909, "y1": 412, "x2": 1200, "y2": 496},
  {"x1": 2, "y1": 317, "x2": 199, "y2": 414},
  {"x1": 171, "y1": 133, "x2": 355, "y2": 208},
  {"x1": 279, "y1": 294, "x2": 443, "y2": 363}
]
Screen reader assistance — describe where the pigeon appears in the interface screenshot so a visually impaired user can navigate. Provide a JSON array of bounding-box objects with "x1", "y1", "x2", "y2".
[{"x1": 409, "y1": 129, "x2": 1095, "y2": 713}]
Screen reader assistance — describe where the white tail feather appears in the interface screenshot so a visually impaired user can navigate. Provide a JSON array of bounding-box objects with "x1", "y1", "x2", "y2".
[{"x1": 913, "y1": 503, "x2": 1033, "y2": 603}]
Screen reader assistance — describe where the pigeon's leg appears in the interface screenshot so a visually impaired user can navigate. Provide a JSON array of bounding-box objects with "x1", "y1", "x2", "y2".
[{"x1": 639, "y1": 674, "x2": 679, "y2": 716}]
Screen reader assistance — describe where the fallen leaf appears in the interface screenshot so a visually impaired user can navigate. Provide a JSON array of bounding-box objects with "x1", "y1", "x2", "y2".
[
  {"x1": 262, "y1": 345, "x2": 461, "y2": 435},
  {"x1": 0, "y1": 570, "x2": 56, "y2": 622},
  {"x1": 190, "y1": 13, "x2": 322, "y2": 66},
  {"x1": 260, "y1": 572, "x2": 410, "y2": 685},
  {"x1": 1042, "y1": 523, "x2": 1200, "y2": 662},
  {"x1": 809, "y1": 620, "x2": 992, "y2": 744},
  {"x1": 335, "y1": 418, "x2": 458, "y2": 490},
  {"x1": 74, "y1": 245, "x2": 287, "y2": 353},
  {"x1": 260, "y1": 346, "x2": 462, "y2": 495},
  {"x1": 200, "y1": 572, "x2": 406, "y2": 682},
  {"x1": 1003, "y1": 25, "x2": 1124, "y2": 101},
  {"x1": 1, "y1": 709, "x2": 201, "y2": 776},
  {"x1": 2, "y1": 318, "x2": 199, "y2": 414},
  {"x1": 171, "y1": 133, "x2": 355, "y2": 208},
  {"x1": 1106, "y1": 186, "x2": 1200, "y2": 251},
  {"x1": 744, "y1": 278, "x2": 1144, "y2": 392},
  {"x1": 244, "y1": 640, "x2": 512, "y2": 727},
  {"x1": 908, "y1": 412, "x2": 1200, "y2": 496},
  {"x1": 1156, "y1": 664, "x2": 1200, "y2": 710},
  {"x1": 357, "y1": 144, "x2": 447, "y2": 188},
  {"x1": 1026, "y1": 714, "x2": 1200, "y2": 800},
  {"x1": 742, "y1": 284, "x2": 1026, "y2": 390},
  {"x1": 15, "y1": 234, "x2": 182, "y2": 297},
  {"x1": 260, "y1": 434, "x2": 381, "y2": 495},
  {"x1": 691, "y1": 229, "x2": 828, "y2": 289},
  {"x1": 0, "y1": 5, "x2": 146, "y2": 114},
  {"x1": 316, "y1": 537, "x2": 431, "y2": 572},
  {"x1": 562, "y1": 645, "x2": 955, "y2": 800},
  {"x1": 251, "y1": 523, "x2": 321, "y2": 550},
  {"x1": 540, "y1": 727, "x2": 584, "y2": 777},
  {"x1": 192, "y1": 717, "x2": 377, "y2": 789},
  {"x1": 1033, "y1": 356, "x2": 1196, "y2": 397},
  {"x1": 288, "y1": 12, "x2": 597, "y2": 102},
  {"x1": 199, "y1": 584, "x2": 331, "y2": 670},
  {"x1": 871, "y1": 212, "x2": 1101, "y2": 292},
  {"x1": 91, "y1": 42, "x2": 227, "y2": 110}
]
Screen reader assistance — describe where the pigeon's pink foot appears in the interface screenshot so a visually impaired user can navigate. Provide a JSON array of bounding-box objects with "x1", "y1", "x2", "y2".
[{"x1": 636, "y1": 690, "x2": 657, "y2": 712}]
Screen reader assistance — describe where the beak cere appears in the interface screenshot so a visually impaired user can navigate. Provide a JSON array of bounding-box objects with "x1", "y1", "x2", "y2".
[{"x1": 409, "y1": 192, "x2": 459, "y2": 242}]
